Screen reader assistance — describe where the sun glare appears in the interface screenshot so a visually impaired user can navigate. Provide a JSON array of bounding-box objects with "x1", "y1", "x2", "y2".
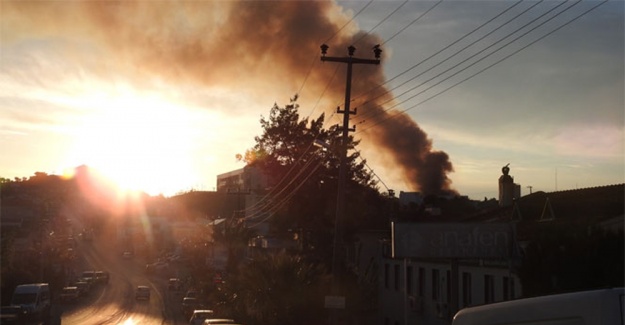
[
  {"x1": 119, "y1": 317, "x2": 136, "y2": 325},
  {"x1": 66, "y1": 89, "x2": 198, "y2": 196}
]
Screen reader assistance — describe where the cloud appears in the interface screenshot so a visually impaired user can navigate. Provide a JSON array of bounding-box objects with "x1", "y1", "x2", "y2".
[
  {"x1": 3, "y1": 0, "x2": 621, "y2": 196},
  {"x1": 2, "y1": 0, "x2": 462, "y2": 195},
  {"x1": 554, "y1": 125, "x2": 624, "y2": 159}
]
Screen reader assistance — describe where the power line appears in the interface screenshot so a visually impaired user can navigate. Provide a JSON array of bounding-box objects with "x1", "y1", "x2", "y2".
[
  {"x1": 236, "y1": 147, "x2": 321, "y2": 218},
  {"x1": 305, "y1": 64, "x2": 341, "y2": 120},
  {"x1": 296, "y1": 55, "x2": 321, "y2": 98},
  {"x1": 245, "y1": 157, "x2": 325, "y2": 223},
  {"x1": 244, "y1": 0, "x2": 603, "y2": 216},
  {"x1": 352, "y1": 0, "x2": 530, "y2": 117},
  {"x1": 296, "y1": 0, "x2": 375, "y2": 112},
  {"x1": 357, "y1": 0, "x2": 607, "y2": 134},
  {"x1": 244, "y1": 159, "x2": 324, "y2": 223},
  {"x1": 325, "y1": 0, "x2": 445, "y2": 127},
  {"x1": 355, "y1": 151, "x2": 391, "y2": 193},
  {"x1": 323, "y1": 0, "x2": 375, "y2": 44},
  {"x1": 246, "y1": 162, "x2": 323, "y2": 228},
  {"x1": 376, "y1": 0, "x2": 577, "y2": 114},
  {"x1": 353, "y1": 0, "x2": 410, "y2": 46},
  {"x1": 381, "y1": 0, "x2": 444, "y2": 46}
]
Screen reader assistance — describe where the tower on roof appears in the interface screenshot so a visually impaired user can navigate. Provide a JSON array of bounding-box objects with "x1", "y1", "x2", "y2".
[{"x1": 499, "y1": 164, "x2": 521, "y2": 207}]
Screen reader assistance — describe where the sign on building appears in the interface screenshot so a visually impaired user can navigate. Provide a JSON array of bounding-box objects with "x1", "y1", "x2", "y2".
[{"x1": 392, "y1": 223, "x2": 515, "y2": 259}]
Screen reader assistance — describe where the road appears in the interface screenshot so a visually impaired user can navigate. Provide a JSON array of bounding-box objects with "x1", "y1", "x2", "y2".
[{"x1": 50, "y1": 226, "x2": 190, "y2": 325}]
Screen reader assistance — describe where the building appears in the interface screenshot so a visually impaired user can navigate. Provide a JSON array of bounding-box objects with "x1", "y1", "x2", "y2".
[
  {"x1": 379, "y1": 220, "x2": 522, "y2": 325},
  {"x1": 399, "y1": 192, "x2": 424, "y2": 209},
  {"x1": 379, "y1": 256, "x2": 520, "y2": 325},
  {"x1": 216, "y1": 166, "x2": 268, "y2": 194},
  {"x1": 498, "y1": 164, "x2": 521, "y2": 207},
  {"x1": 216, "y1": 166, "x2": 270, "y2": 221},
  {"x1": 376, "y1": 168, "x2": 623, "y2": 325}
]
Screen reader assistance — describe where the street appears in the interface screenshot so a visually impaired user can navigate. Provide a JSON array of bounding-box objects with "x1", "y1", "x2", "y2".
[{"x1": 50, "y1": 226, "x2": 189, "y2": 325}]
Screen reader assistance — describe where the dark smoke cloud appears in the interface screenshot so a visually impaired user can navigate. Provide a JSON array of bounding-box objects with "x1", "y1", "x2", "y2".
[{"x1": 4, "y1": 0, "x2": 455, "y2": 195}]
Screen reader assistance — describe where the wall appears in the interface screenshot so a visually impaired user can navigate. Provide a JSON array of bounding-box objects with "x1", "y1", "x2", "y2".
[{"x1": 379, "y1": 258, "x2": 521, "y2": 325}]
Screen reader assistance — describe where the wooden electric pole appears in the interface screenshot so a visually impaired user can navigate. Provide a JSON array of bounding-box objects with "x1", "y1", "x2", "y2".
[{"x1": 319, "y1": 44, "x2": 381, "y2": 317}]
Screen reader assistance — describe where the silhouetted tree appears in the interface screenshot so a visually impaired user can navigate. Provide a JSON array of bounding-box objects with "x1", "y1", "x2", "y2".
[
  {"x1": 213, "y1": 218, "x2": 257, "y2": 272},
  {"x1": 220, "y1": 252, "x2": 329, "y2": 325},
  {"x1": 243, "y1": 96, "x2": 389, "y2": 262}
]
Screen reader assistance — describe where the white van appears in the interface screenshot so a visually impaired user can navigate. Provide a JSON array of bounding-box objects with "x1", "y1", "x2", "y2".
[
  {"x1": 10, "y1": 283, "x2": 51, "y2": 321},
  {"x1": 452, "y1": 287, "x2": 624, "y2": 325}
]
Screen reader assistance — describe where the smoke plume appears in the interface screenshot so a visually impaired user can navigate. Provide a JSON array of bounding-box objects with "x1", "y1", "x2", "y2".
[{"x1": 4, "y1": 0, "x2": 455, "y2": 195}]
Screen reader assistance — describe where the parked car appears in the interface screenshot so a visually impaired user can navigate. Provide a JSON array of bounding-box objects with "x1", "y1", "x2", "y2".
[
  {"x1": 452, "y1": 287, "x2": 625, "y2": 325},
  {"x1": 60, "y1": 287, "x2": 79, "y2": 303},
  {"x1": 168, "y1": 278, "x2": 182, "y2": 291},
  {"x1": 202, "y1": 319, "x2": 236, "y2": 324},
  {"x1": 122, "y1": 251, "x2": 133, "y2": 259},
  {"x1": 74, "y1": 281, "x2": 90, "y2": 296},
  {"x1": 78, "y1": 276, "x2": 94, "y2": 288},
  {"x1": 135, "y1": 286, "x2": 150, "y2": 300},
  {"x1": 81, "y1": 271, "x2": 96, "y2": 283},
  {"x1": 185, "y1": 289, "x2": 199, "y2": 299},
  {"x1": 189, "y1": 309, "x2": 215, "y2": 325},
  {"x1": 95, "y1": 271, "x2": 110, "y2": 284},
  {"x1": 182, "y1": 297, "x2": 202, "y2": 318},
  {"x1": 10, "y1": 283, "x2": 51, "y2": 322},
  {"x1": 145, "y1": 261, "x2": 168, "y2": 274},
  {"x1": 0, "y1": 306, "x2": 26, "y2": 324}
]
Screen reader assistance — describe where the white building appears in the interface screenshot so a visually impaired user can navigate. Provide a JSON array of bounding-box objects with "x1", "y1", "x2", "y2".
[
  {"x1": 216, "y1": 166, "x2": 269, "y2": 194},
  {"x1": 379, "y1": 256, "x2": 521, "y2": 325},
  {"x1": 216, "y1": 166, "x2": 272, "y2": 236}
]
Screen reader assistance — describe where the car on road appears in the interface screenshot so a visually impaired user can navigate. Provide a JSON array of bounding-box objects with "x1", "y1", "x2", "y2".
[
  {"x1": 189, "y1": 309, "x2": 214, "y2": 325},
  {"x1": 60, "y1": 286, "x2": 79, "y2": 303},
  {"x1": 135, "y1": 286, "x2": 150, "y2": 300}
]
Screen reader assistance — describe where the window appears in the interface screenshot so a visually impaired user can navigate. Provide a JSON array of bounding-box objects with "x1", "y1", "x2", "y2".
[
  {"x1": 418, "y1": 267, "x2": 425, "y2": 297},
  {"x1": 503, "y1": 276, "x2": 515, "y2": 300},
  {"x1": 503, "y1": 276, "x2": 510, "y2": 300},
  {"x1": 462, "y1": 272, "x2": 472, "y2": 307},
  {"x1": 394, "y1": 264, "x2": 400, "y2": 291},
  {"x1": 384, "y1": 263, "x2": 389, "y2": 289},
  {"x1": 432, "y1": 269, "x2": 440, "y2": 300},
  {"x1": 446, "y1": 270, "x2": 451, "y2": 304},
  {"x1": 510, "y1": 278, "x2": 515, "y2": 299},
  {"x1": 407, "y1": 266, "x2": 413, "y2": 295},
  {"x1": 484, "y1": 275, "x2": 494, "y2": 303}
]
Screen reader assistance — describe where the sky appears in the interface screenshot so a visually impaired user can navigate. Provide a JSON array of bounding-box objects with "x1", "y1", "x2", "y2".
[{"x1": 1, "y1": 0, "x2": 623, "y2": 200}]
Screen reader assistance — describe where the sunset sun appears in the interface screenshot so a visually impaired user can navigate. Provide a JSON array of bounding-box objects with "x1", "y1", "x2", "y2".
[{"x1": 66, "y1": 89, "x2": 198, "y2": 196}]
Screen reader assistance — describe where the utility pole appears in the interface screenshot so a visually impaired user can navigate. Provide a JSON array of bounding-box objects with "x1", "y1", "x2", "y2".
[{"x1": 320, "y1": 44, "x2": 381, "y2": 320}]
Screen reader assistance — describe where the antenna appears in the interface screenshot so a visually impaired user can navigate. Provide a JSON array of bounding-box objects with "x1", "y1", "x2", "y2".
[
  {"x1": 555, "y1": 167, "x2": 558, "y2": 191},
  {"x1": 526, "y1": 186, "x2": 533, "y2": 194}
]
